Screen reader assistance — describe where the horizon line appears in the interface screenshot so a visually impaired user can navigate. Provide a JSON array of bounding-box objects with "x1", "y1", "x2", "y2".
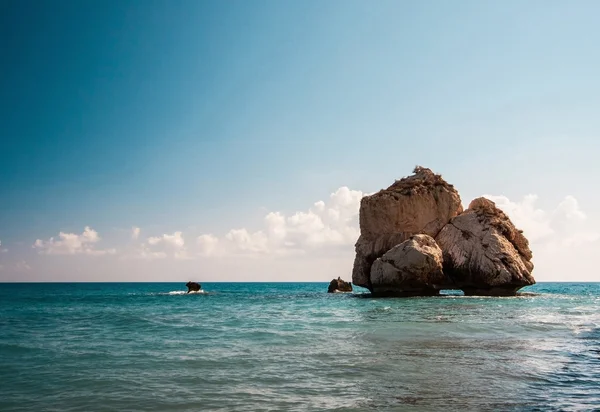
[{"x1": 0, "y1": 281, "x2": 597, "y2": 284}]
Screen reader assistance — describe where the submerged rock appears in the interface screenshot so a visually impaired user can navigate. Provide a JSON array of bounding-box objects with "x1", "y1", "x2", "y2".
[
  {"x1": 435, "y1": 197, "x2": 535, "y2": 296},
  {"x1": 352, "y1": 166, "x2": 463, "y2": 292},
  {"x1": 370, "y1": 234, "x2": 445, "y2": 296},
  {"x1": 328, "y1": 277, "x2": 353, "y2": 293}
]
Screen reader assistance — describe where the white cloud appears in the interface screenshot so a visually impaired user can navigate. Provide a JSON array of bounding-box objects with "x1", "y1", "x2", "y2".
[
  {"x1": 148, "y1": 231, "x2": 185, "y2": 248},
  {"x1": 15, "y1": 260, "x2": 31, "y2": 272},
  {"x1": 483, "y1": 194, "x2": 600, "y2": 281},
  {"x1": 195, "y1": 186, "x2": 364, "y2": 257},
  {"x1": 136, "y1": 246, "x2": 167, "y2": 260},
  {"x1": 481, "y1": 194, "x2": 554, "y2": 242},
  {"x1": 225, "y1": 229, "x2": 270, "y2": 254},
  {"x1": 138, "y1": 231, "x2": 190, "y2": 260},
  {"x1": 197, "y1": 234, "x2": 220, "y2": 257},
  {"x1": 31, "y1": 188, "x2": 364, "y2": 264},
  {"x1": 483, "y1": 194, "x2": 598, "y2": 247},
  {"x1": 0, "y1": 261, "x2": 32, "y2": 273},
  {"x1": 33, "y1": 227, "x2": 116, "y2": 256},
  {"x1": 131, "y1": 227, "x2": 140, "y2": 240},
  {"x1": 13, "y1": 187, "x2": 600, "y2": 282}
]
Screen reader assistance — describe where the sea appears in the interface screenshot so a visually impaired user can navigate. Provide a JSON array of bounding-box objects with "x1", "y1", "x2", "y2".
[{"x1": 0, "y1": 282, "x2": 599, "y2": 412}]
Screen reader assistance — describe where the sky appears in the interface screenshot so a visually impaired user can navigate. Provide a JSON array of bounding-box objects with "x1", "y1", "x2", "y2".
[{"x1": 1, "y1": 0, "x2": 599, "y2": 283}]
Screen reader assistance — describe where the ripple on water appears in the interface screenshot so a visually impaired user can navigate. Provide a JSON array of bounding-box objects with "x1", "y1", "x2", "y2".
[{"x1": 0, "y1": 282, "x2": 599, "y2": 411}]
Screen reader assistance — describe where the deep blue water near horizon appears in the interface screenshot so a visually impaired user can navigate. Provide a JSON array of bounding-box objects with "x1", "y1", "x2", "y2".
[{"x1": 1, "y1": 282, "x2": 599, "y2": 411}]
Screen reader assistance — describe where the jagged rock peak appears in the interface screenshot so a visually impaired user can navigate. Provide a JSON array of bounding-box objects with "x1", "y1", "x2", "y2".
[
  {"x1": 468, "y1": 197, "x2": 532, "y2": 261},
  {"x1": 382, "y1": 166, "x2": 457, "y2": 197},
  {"x1": 358, "y1": 165, "x2": 463, "y2": 240},
  {"x1": 435, "y1": 197, "x2": 535, "y2": 296}
]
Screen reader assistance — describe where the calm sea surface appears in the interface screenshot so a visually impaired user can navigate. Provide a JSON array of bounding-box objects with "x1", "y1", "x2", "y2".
[{"x1": 1, "y1": 282, "x2": 599, "y2": 411}]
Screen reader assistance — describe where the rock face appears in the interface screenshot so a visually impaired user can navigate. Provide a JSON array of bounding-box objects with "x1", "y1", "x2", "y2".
[
  {"x1": 435, "y1": 197, "x2": 535, "y2": 296},
  {"x1": 351, "y1": 166, "x2": 536, "y2": 296},
  {"x1": 328, "y1": 277, "x2": 353, "y2": 293},
  {"x1": 352, "y1": 166, "x2": 463, "y2": 291},
  {"x1": 370, "y1": 234, "x2": 445, "y2": 296}
]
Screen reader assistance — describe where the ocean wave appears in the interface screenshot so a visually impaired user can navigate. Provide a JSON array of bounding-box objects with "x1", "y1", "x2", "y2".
[
  {"x1": 2, "y1": 282, "x2": 600, "y2": 411},
  {"x1": 166, "y1": 290, "x2": 207, "y2": 295},
  {"x1": 522, "y1": 310, "x2": 600, "y2": 336}
]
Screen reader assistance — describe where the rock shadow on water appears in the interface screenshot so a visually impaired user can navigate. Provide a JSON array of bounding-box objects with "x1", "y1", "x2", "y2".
[
  {"x1": 351, "y1": 287, "x2": 541, "y2": 299},
  {"x1": 518, "y1": 291, "x2": 541, "y2": 297}
]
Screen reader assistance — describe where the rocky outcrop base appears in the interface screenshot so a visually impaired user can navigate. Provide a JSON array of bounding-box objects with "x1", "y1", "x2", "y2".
[
  {"x1": 370, "y1": 234, "x2": 445, "y2": 296},
  {"x1": 461, "y1": 287, "x2": 522, "y2": 297}
]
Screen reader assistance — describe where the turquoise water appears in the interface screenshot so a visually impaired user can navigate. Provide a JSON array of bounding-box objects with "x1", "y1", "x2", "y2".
[{"x1": 1, "y1": 283, "x2": 599, "y2": 411}]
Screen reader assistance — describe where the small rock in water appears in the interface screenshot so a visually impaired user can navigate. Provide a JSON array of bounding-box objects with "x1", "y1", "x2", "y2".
[
  {"x1": 327, "y1": 277, "x2": 352, "y2": 293},
  {"x1": 185, "y1": 281, "x2": 202, "y2": 293}
]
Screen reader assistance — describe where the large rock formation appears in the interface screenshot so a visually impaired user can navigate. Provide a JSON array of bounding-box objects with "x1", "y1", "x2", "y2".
[
  {"x1": 370, "y1": 234, "x2": 445, "y2": 296},
  {"x1": 435, "y1": 197, "x2": 535, "y2": 296},
  {"x1": 351, "y1": 166, "x2": 536, "y2": 296},
  {"x1": 327, "y1": 277, "x2": 353, "y2": 293},
  {"x1": 352, "y1": 167, "x2": 463, "y2": 291}
]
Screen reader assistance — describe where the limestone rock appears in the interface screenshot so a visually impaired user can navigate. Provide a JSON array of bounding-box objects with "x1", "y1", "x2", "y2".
[
  {"x1": 327, "y1": 277, "x2": 353, "y2": 293},
  {"x1": 352, "y1": 167, "x2": 463, "y2": 290},
  {"x1": 435, "y1": 197, "x2": 535, "y2": 296},
  {"x1": 351, "y1": 253, "x2": 372, "y2": 290},
  {"x1": 370, "y1": 234, "x2": 446, "y2": 296}
]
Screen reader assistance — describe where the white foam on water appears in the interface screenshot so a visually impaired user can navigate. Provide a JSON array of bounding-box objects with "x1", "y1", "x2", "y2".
[
  {"x1": 167, "y1": 290, "x2": 207, "y2": 295},
  {"x1": 524, "y1": 309, "x2": 600, "y2": 335}
]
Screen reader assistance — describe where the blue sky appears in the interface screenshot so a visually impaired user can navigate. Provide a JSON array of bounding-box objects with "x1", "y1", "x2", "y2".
[{"x1": 1, "y1": 0, "x2": 599, "y2": 282}]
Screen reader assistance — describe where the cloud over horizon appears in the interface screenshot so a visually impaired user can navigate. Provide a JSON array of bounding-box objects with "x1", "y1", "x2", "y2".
[
  {"x1": 137, "y1": 231, "x2": 190, "y2": 260},
  {"x1": 218, "y1": 186, "x2": 364, "y2": 257},
  {"x1": 131, "y1": 227, "x2": 140, "y2": 240},
  {"x1": 3, "y1": 187, "x2": 598, "y2": 281},
  {"x1": 483, "y1": 194, "x2": 600, "y2": 249},
  {"x1": 133, "y1": 186, "x2": 364, "y2": 260},
  {"x1": 33, "y1": 226, "x2": 116, "y2": 256},
  {"x1": 483, "y1": 193, "x2": 599, "y2": 281}
]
